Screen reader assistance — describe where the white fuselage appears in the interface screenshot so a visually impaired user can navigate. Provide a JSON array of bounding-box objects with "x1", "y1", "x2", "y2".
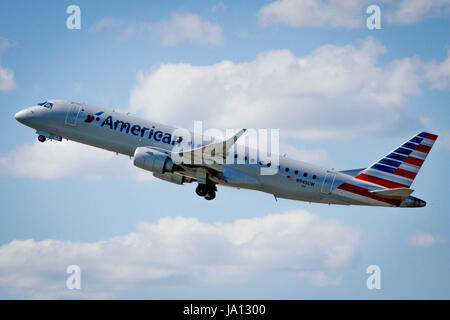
[{"x1": 14, "y1": 100, "x2": 426, "y2": 207}]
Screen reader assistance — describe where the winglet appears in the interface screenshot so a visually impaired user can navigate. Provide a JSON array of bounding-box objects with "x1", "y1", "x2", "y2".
[
  {"x1": 204, "y1": 128, "x2": 246, "y2": 158},
  {"x1": 227, "y1": 128, "x2": 246, "y2": 146}
]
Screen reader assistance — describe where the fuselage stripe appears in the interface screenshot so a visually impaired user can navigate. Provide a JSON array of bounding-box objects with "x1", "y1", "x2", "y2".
[
  {"x1": 355, "y1": 173, "x2": 410, "y2": 188},
  {"x1": 337, "y1": 183, "x2": 401, "y2": 206}
]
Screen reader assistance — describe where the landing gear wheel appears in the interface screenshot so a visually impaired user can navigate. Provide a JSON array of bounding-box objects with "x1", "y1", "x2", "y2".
[
  {"x1": 195, "y1": 184, "x2": 207, "y2": 197},
  {"x1": 204, "y1": 191, "x2": 216, "y2": 200},
  {"x1": 38, "y1": 135, "x2": 46, "y2": 142}
]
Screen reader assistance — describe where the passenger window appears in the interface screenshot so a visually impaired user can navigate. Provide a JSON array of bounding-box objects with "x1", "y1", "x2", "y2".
[
  {"x1": 303, "y1": 172, "x2": 307, "y2": 177},
  {"x1": 313, "y1": 175, "x2": 317, "y2": 179},
  {"x1": 285, "y1": 168, "x2": 289, "y2": 172},
  {"x1": 294, "y1": 170, "x2": 298, "y2": 175}
]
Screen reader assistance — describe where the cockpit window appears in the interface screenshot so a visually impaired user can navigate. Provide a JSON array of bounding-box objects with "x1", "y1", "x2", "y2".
[{"x1": 37, "y1": 101, "x2": 53, "y2": 109}]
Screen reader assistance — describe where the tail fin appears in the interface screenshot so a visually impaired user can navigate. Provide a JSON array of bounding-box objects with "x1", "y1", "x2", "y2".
[{"x1": 355, "y1": 132, "x2": 438, "y2": 188}]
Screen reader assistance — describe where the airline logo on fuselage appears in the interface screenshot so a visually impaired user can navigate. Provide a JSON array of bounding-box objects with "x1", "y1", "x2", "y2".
[
  {"x1": 84, "y1": 111, "x2": 104, "y2": 123},
  {"x1": 87, "y1": 113, "x2": 183, "y2": 146}
]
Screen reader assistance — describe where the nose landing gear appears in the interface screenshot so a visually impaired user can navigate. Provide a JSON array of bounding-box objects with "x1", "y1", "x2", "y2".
[
  {"x1": 196, "y1": 183, "x2": 216, "y2": 200},
  {"x1": 35, "y1": 130, "x2": 62, "y2": 142},
  {"x1": 37, "y1": 135, "x2": 46, "y2": 142}
]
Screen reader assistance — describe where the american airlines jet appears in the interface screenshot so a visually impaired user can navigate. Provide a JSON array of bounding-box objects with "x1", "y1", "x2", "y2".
[{"x1": 15, "y1": 100, "x2": 437, "y2": 207}]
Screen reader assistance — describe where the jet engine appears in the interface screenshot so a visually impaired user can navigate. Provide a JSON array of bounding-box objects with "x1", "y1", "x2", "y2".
[{"x1": 133, "y1": 147, "x2": 174, "y2": 174}]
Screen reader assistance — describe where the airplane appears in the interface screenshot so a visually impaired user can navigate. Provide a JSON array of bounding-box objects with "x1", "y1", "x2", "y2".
[{"x1": 14, "y1": 100, "x2": 437, "y2": 207}]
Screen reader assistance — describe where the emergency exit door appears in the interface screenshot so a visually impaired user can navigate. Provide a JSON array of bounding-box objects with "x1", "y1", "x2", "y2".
[{"x1": 65, "y1": 103, "x2": 81, "y2": 126}]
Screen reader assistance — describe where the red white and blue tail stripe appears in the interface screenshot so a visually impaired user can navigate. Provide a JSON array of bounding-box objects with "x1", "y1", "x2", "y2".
[{"x1": 355, "y1": 132, "x2": 438, "y2": 188}]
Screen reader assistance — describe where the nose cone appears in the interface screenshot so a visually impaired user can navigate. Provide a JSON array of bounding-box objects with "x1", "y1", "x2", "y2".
[
  {"x1": 14, "y1": 109, "x2": 29, "y2": 123},
  {"x1": 14, "y1": 108, "x2": 39, "y2": 127}
]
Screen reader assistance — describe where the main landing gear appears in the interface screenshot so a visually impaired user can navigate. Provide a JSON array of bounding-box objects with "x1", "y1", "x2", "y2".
[{"x1": 195, "y1": 183, "x2": 217, "y2": 200}]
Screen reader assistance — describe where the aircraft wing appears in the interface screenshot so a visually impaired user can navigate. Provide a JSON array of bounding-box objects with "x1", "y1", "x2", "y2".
[{"x1": 170, "y1": 128, "x2": 247, "y2": 166}]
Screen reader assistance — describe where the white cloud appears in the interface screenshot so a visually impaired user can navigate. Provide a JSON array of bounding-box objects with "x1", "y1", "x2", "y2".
[
  {"x1": 90, "y1": 13, "x2": 223, "y2": 45},
  {"x1": 211, "y1": 2, "x2": 227, "y2": 14},
  {"x1": 128, "y1": 37, "x2": 426, "y2": 140},
  {"x1": 0, "y1": 38, "x2": 15, "y2": 91},
  {"x1": 406, "y1": 232, "x2": 447, "y2": 247},
  {"x1": 89, "y1": 17, "x2": 141, "y2": 40},
  {"x1": 0, "y1": 140, "x2": 152, "y2": 181},
  {"x1": 257, "y1": 0, "x2": 450, "y2": 28},
  {"x1": 0, "y1": 210, "x2": 360, "y2": 298},
  {"x1": 385, "y1": 0, "x2": 450, "y2": 25},
  {"x1": 423, "y1": 50, "x2": 450, "y2": 90},
  {"x1": 0, "y1": 65, "x2": 15, "y2": 91},
  {"x1": 89, "y1": 17, "x2": 125, "y2": 33},
  {"x1": 149, "y1": 12, "x2": 223, "y2": 46},
  {"x1": 438, "y1": 131, "x2": 450, "y2": 152},
  {"x1": 258, "y1": 0, "x2": 368, "y2": 29},
  {"x1": 279, "y1": 143, "x2": 328, "y2": 164},
  {"x1": 297, "y1": 271, "x2": 342, "y2": 287},
  {"x1": 0, "y1": 37, "x2": 14, "y2": 54},
  {"x1": 0, "y1": 138, "x2": 329, "y2": 179}
]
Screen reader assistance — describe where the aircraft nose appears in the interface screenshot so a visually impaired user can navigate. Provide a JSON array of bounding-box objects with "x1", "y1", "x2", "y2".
[
  {"x1": 15, "y1": 110, "x2": 27, "y2": 122},
  {"x1": 14, "y1": 108, "x2": 33, "y2": 125}
]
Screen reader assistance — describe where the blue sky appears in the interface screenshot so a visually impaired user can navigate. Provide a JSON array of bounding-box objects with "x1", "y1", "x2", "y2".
[{"x1": 0, "y1": 0, "x2": 449, "y2": 299}]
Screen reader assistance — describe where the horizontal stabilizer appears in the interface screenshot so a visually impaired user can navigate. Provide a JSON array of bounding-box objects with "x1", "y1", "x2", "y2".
[{"x1": 370, "y1": 188, "x2": 414, "y2": 200}]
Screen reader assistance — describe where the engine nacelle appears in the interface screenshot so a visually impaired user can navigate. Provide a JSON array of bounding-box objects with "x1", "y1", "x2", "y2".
[{"x1": 133, "y1": 147, "x2": 174, "y2": 174}]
